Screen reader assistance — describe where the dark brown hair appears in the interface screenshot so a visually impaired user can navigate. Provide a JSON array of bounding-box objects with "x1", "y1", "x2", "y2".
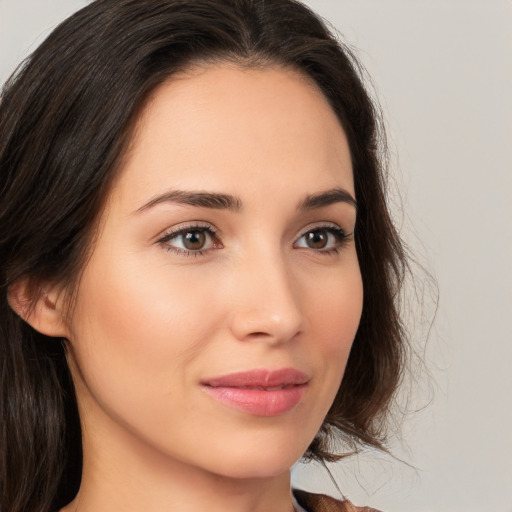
[{"x1": 0, "y1": 1, "x2": 407, "y2": 510}]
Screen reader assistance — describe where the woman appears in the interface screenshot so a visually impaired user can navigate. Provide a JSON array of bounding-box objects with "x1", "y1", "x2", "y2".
[{"x1": 0, "y1": 1, "x2": 407, "y2": 511}]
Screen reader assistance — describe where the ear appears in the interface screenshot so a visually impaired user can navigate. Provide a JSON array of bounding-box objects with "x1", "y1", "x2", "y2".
[{"x1": 8, "y1": 278, "x2": 70, "y2": 338}]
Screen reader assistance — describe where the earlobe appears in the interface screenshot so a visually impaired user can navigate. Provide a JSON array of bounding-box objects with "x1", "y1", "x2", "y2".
[{"x1": 8, "y1": 279, "x2": 70, "y2": 338}]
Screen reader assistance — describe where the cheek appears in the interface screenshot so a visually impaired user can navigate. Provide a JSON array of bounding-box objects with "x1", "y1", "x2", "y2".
[
  {"x1": 71, "y1": 254, "x2": 219, "y2": 352},
  {"x1": 65, "y1": 258, "x2": 232, "y2": 463},
  {"x1": 306, "y1": 260, "x2": 363, "y2": 355},
  {"x1": 66, "y1": 255, "x2": 225, "y2": 411},
  {"x1": 298, "y1": 258, "x2": 363, "y2": 412}
]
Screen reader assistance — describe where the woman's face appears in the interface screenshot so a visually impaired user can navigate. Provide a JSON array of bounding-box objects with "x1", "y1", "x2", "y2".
[{"x1": 64, "y1": 64, "x2": 363, "y2": 480}]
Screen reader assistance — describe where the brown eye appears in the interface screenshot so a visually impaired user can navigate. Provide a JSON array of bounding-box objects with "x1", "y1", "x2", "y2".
[
  {"x1": 294, "y1": 226, "x2": 347, "y2": 252},
  {"x1": 305, "y1": 230, "x2": 328, "y2": 249},
  {"x1": 160, "y1": 226, "x2": 219, "y2": 254},
  {"x1": 182, "y1": 230, "x2": 207, "y2": 250}
]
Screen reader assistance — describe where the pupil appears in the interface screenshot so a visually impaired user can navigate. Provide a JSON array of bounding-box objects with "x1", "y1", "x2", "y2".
[
  {"x1": 307, "y1": 231, "x2": 327, "y2": 249},
  {"x1": 184, "y1": 231, "x2": 205, "y2": 250}
]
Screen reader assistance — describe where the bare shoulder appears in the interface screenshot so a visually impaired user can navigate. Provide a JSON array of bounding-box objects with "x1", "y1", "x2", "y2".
[{"x1": 293, "y1": 489, "x2": 383, "y2": 512}]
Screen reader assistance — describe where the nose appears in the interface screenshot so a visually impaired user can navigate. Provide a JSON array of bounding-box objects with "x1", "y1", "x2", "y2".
[{"x1": 228, "y1": 250, "x2": 304, "y2": 344}]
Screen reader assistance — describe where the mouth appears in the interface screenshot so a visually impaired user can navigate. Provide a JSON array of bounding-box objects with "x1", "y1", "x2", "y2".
[{"x1": 201, "y1": 368, "x2": 309, "y2": 417}]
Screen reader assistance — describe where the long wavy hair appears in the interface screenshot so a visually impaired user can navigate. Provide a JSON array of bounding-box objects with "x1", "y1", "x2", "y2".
[{"x1": 0, "y1": 1, "x2": 408, "y2": 510}]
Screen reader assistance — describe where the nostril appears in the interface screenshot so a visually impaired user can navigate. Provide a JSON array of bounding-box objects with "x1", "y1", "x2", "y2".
[{"x1": 228, "y1": 293, "x2": 303, "y2": 343}]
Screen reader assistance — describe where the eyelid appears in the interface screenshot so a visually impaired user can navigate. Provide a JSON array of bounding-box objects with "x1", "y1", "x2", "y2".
[
  {"x1": 295, "y1": 221, "x2": 350, "y2": 239},
  {"x1": 293, "y1": 222, "x2": 352, "y2": 252},
  {"x1": 157, "y1": 221, "x2": 219, "y2": 240},
  {"x1": 156, "y1": 222, "x2": 222, "y2": 255}
]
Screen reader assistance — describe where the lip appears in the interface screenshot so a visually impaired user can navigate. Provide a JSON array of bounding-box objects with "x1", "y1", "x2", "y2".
[{"x1": 201, "y1": 368, "x2": 309, "y2": 417}]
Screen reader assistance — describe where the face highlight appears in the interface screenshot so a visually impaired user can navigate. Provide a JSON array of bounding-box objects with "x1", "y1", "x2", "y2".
[{"x1": 63, "y1": 65, "x2": 363, "y2": 481}]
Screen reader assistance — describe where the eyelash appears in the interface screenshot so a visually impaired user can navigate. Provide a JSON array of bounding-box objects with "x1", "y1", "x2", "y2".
[
  {"x1": 157, "y1": 223, "x2": 221, "y2": 257},
  {"x1": 294, "y1": 224, "x2": 351, "y2": 255},
  {"x1": 157, "y1": 223, "x2": 351, "y2": 257}
]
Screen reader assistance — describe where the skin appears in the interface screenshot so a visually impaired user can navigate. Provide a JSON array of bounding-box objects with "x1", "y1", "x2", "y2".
[{"x1": 49, "y1": 64, "x2": 363, "y2": 512}]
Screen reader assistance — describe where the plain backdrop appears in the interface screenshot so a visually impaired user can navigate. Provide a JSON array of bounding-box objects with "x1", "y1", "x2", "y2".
[{"x1": 1, "y1": 1, "x2": 511, "y2": 511}]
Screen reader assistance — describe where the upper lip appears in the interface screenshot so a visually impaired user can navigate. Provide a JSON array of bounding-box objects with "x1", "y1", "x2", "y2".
[{"x1": 202, "y1": 368, "x2": 309, "y2": 389}]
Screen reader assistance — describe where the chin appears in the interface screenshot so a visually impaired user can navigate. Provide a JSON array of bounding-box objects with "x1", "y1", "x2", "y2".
[
  {"x1": 198, "y1": 433, "x2": 309, "y2": 480},
  {"x1": 214, "y1": 457, "x2": 296, "y2": 481}
]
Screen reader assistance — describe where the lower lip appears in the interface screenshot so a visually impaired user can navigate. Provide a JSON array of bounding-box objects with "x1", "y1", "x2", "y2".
[{"x1": 202, "y1": 384, "x2": 307, "y2": 416}]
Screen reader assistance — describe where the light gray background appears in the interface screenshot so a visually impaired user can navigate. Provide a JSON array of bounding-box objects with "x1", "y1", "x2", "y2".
[{"x1": 1, "y1": 1, "x2": 511, "y2": 511}]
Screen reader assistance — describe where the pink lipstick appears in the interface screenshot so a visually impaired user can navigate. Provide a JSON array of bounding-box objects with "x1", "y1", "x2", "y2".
[{"x1": 201, "y1": 368, "x2": 309, "y2": 416}]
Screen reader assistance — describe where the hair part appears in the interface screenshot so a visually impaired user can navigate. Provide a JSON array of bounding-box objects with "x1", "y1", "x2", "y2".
[{"x1": 0, "y1": 1, "x2": 408, "y2": 510}]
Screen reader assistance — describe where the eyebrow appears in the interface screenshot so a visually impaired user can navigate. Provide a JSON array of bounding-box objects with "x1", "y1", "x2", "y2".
[
  {"x1": 134, "y1": 186, "x2": 356, "y2": 214},
  {"x1": 135, "y1": 190, "x2": 243, "y2": 213},
  {"x1": 297, "y1": 187, "x2": 357, "y2": 211}
]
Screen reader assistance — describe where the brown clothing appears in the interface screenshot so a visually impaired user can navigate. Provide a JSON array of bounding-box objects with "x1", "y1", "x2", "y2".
[{"x1": 294, "y1": 489, "x2": 382, "y2": 512}]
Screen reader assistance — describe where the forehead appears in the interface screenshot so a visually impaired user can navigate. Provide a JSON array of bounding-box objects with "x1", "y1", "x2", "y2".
[{"x1": 113, "y1": 63, "x2": 353, "y2": 208}]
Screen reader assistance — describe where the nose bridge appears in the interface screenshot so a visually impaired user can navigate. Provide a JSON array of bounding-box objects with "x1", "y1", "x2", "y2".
[{"x1": 228, "y1": 243, "x2": 303, "y2": 343}]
